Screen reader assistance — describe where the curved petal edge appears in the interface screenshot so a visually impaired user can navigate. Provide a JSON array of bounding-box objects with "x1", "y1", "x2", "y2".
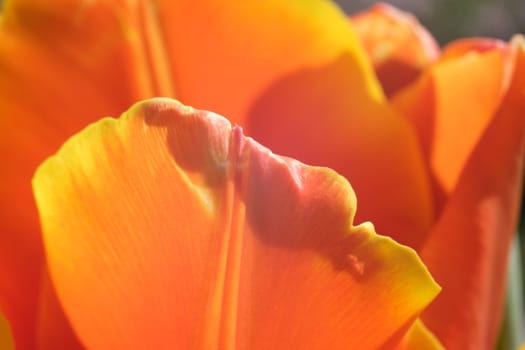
[{"x1": 33, "y1": 98, "x2": 440, "y2": 349}]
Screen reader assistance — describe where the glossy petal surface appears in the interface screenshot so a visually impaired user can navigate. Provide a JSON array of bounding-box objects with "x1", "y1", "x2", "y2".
[
  {"x1": 419, "y1": 38, "x2": 525, "y2": 349},
  {"x1": 33, "y1": 99, "x2": 440, "y2": 349},
  {"x1": 351, "y1": 3, "x2": 440, "y2": 97}
]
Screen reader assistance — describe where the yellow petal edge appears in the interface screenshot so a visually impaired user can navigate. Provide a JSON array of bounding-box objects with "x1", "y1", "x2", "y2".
[{"x1": 32, "y1": 98, "x2": 440, "y2": 348}]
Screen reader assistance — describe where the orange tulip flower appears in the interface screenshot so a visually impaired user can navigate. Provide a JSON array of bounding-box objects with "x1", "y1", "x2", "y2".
[{"x1": 0, "y1": 0, "x2": 523, "y2": 349}]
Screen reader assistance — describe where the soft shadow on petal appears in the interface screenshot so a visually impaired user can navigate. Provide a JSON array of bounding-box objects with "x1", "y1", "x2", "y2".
[
  {"x1": 33, "y1": 98, "x2": 440, "y2": 349},
  {"x1": 351, "y1": 3, "x2": 440, "y2": 97},
  {"x1": 246, "y1": 54, "x2": 433, "y2": 250},
  {"x1": 419, "y1": 37, "x2": 525, "y2": 349}
]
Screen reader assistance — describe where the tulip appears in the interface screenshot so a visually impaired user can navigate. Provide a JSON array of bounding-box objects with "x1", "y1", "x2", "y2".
[{"x1": 0, "y1": 0, "x2": 523, "y2": 349}]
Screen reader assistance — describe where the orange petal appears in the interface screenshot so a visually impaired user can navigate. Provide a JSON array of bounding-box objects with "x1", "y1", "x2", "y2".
[
  {"x1": 440, "y1": 38, "x2": 510, "y2": 60},
  {"x1": 0, "y1": 0, "x2": 158, "y2": 344},
  {"x1": 351, "y1": 3, "x2": 440, "y2": 97},
  {"x1": 0, "y1": 0, "x2": 382, "y2": 343},
  {"x1": 391, "y1": 319, "x2": 444, "y2": 350},
  {"x1": 33, "y1": 98, "x2": 440, "y2": 349},
  {"x1": 35, "y1": 272, "x2": 84, "y2": 349},
  {"x1": 0, "y1": 216, "x2": 42, "y2": 349},
  {"x1": 419, "y1": 37, "x2": 525, "y2": 349},
  {"x1": 0, "y1": 311, "x2": 15, "y2": 350},
  {"x1": 391, "y1": 38, "x2": 513, "y2": 213}
]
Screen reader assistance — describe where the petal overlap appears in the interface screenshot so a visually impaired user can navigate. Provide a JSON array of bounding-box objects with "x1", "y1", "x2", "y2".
[
  {"x1": 245, "y1": 53, "x2": 434, "y2": 251},
  {"x1": 0, "y1": 0, "x2": 394, "y2": 345},
  {"x1": 351, "y1": 3, "x2": 440, "y2": 97},
  {"x1": 417, "y1": 37, "x2": 525, "y2": 349},
  {"x1": 391, "y1": 319, "x2": 444, "y2": 350},
  {"x1": 355, "y1": 5, "x2": 525, "y2": 346},
  {"x1": 1, "y1": 1, "x2": 436, "y2": 344},
  {"x1": 0, "y1": 311, "x2": 14, "y2": 350},
  {"x1": 392, "y1": 38, "x2": 513, "y2": 211},
  {"x1": 33, "y1": 98, "x2": 440, "y2": 349}
]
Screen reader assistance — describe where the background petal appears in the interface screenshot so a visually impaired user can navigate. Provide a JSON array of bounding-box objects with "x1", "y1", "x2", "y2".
[
  {"x1": 351, "y1": 3, "x2": 440, "y2": 97},
  {"x1": 419, "y1": 38, "x2": 525, "y2": 349},
  {"x1": 33, "y1": 98, "x2": 440, "y2": 349},
  {"x1": 391, "y1": 38, "x2": 513, "y2": 214}
]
